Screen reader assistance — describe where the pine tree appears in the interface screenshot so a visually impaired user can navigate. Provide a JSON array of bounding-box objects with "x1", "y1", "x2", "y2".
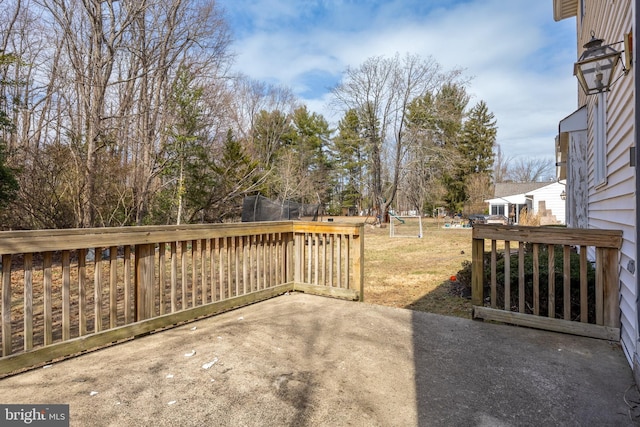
[
  {"x1": 164, "y1": 66, "x2": 206, "y2": 225},
  {"x1": 460, "y1": 100, "x2": 497, "y2": 175},
  {"x1": 251, "y1": 109, "x2": 296, "y2": 169},
  {"x1": 264, "y1": 106, "x2": 333, "y2": 204},
  {"x1": 0, "y1": 52, "x2": 19, "y2": 210},
  {"x1": 435, "y1": 83, "x2": 470, "y2": 212},
  {"x1": 290, "y1": 106, "x2": 333, "y2": 203},
  {"x1": 202, "y1": 129, "x2": 262, "y2": 221},
  {"x1": 435, "y1": 83, "x2": 470, "y2": 148},
  {"x1": 458, "y1": 100, "x2": 497, "y2": 213},
  {"x1": 332, "y1": 109, "x2": 366, "y2": 214}
]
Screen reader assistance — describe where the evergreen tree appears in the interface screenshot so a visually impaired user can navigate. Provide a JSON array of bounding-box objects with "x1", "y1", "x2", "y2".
[
  {"x1": 332, "y1": 109, "x2": 366, "y2": 214},
  {"x1": 456, "y1": 100, "x2": 497, "y2": 213},
  {"x1": 289, "y1": 105, "x2": 333, "y2": 203},
  {"x1": 0, "y1": 52, "x2": 18, "y2": 211},
  {"x1": 251, "y1": 109, "x2": 296, "y2": 169},
  {"x1": 163, "y1": 66, "x2": 206, "y2": 225},
  {"x1": 405, "y1": 93, "x2": 438, "y2": 141},
  {"x1": 403, "y1": 86, "x2": 496, "y2": 214},
  {"x1": 435, "y1": 83, "x2": 470, "y2": 212},
  {"x1": 331, "y1": 54, "x2": 458, "y2": 223},
  {"x1": 164, "y1": 70, "x2": 264, "y2": 223},
  {"x1": 200, "y1": 129, "x2": 262, "y2": 222},
  {"x1": 443, "y1": 100, "x2": 497, "y2": 213},
  {"x1": 459, "y1": 100, "x2": 497, "y2": 175},
  {"x1": 0, "y1": 142, "x2": 17, "y2": 210},
  {"x1": 404, "y1": 93, "x2": 445, "y2": 214},
  {"x1": 435, "y1": 83, "x2": 470, "y2": 148}
]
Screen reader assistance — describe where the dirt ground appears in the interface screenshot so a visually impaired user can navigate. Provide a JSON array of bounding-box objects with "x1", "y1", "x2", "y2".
[{"x1": 1, "y1": 293, "x2": 637, "y2": 427}]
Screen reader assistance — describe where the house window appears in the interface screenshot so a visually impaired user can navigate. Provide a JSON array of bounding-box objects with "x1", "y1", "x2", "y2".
[
  {"x1": 491, "y1": 205, "x2": 505, "y2": 216},
  {"x1": 594, "y1": 92, "x2": 607, "y2": 186}
]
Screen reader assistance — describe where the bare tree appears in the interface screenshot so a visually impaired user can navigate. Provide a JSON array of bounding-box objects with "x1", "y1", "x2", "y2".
[
  {"x1": 493, "y1": 144, "x2": 510, "y2": 183},
  {"x1": 507, "y1": 157, "x2": 554, "y2": 182},
  {"x1": 464, "y1": 173, "x2": 492, "y2": 214},
  {"x1": 271, "y1": 149, "x2": 315, "y2": 203},
  {"x1": 122, "y1": 0, "x2": 232, "y2": 225},
  {"x1": 228, "y1": 75, "x2": 296, "y2": 142},
  {"x1": 43, "y1": 0, "x2": 145, "y2": 226},
  {"x1": 332, "y1": 53, "x2": 461, "y2": 222},
  {"x1": 399, "y1": 143, "x2": 460, "y2": 215},
  {"x1": 15, "y1": 0, "x2": 234, "y2": 227}
]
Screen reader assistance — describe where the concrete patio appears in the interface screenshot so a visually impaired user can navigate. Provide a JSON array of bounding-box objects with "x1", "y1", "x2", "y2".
[{"x1": 1, "y1": 292, "x2": 638, "y2": 426}]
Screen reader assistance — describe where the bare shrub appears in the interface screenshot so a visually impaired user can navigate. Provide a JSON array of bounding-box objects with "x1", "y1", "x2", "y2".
[{"x1": 518, "y1": 208, "x2": 540, "y2": 226}]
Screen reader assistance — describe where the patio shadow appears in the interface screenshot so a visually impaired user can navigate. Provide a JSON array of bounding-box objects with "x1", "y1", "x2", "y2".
[{"x1": 411, "y1": 305, "x2": 640, "y2": 425}]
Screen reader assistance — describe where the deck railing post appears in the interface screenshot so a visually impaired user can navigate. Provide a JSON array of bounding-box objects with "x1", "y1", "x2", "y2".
[
  {"x1": 135, "y1": 244, "x2": 155, "y2": 321},
  {"x1": 603, "y1": 247, "x2": 621, "y2": 328},
  {"x1": 352, "y1": 224, "x2": 365, "y2": 302},
  {"x1": 471, "y1": 236, "x2": 484, "y2": 307},
  {"x1": 2, "y1": 254, "x2": 12, "y2": 356},
  {"x1": 284, "y1": 232, "x2": 293, "y2": 283},
  {"x1": 294, "y1": 232, "x2": 303, "y2": 284}
]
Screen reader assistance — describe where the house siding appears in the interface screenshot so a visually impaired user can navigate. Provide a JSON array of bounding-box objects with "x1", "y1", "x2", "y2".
[
  {"x1": 528, "y1": 182, "x2": 566, "y2": 224},
  {"x1": 579, "y1": 1, "x2": 636, "y2": 365},
  {"x1": 486, "y1": 182, "x2": 565, "y2": 225}
]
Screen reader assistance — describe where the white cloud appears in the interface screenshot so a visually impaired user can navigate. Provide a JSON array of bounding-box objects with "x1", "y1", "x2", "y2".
[{"x1": 221, "y1": 0, "x2": 579, "y2": 161}]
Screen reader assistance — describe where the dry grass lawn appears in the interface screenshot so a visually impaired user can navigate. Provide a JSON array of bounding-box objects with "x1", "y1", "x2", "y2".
[{"x1": 329, "y1": 216, "x2": 474, "y2": 318}]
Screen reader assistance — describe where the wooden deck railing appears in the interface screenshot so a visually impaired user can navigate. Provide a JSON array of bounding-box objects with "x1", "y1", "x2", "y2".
[
  {"x1": 0, "y1": 221, "x2": 364, "y2": 375},
  {"x1": 471, "y1": 224, "x2": 622, "y2": 340}
]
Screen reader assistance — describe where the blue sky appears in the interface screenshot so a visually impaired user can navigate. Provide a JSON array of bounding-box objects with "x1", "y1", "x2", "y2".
[{"x1": 219, "y1": 0, "x2": 578, "y2": 163}]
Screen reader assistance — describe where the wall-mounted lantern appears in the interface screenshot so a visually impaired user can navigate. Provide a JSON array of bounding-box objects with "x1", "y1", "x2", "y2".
[
  {"x1": 560, "y1": 190, "x2": 567, "y2": 200},
  {"x1": 573, "y1": 31, "x2": 632, "y2": 95}
]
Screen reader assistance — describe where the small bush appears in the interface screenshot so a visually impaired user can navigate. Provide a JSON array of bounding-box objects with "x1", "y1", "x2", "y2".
[{"x1": 518, "y1": 209, "x2": 540, "y2": 226}]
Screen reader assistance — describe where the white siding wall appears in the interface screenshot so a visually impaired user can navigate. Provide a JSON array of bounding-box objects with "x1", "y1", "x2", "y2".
[
  {"x1": 528, "y1": 182, "x2": 566, "y2": 224},
  {"x1": 580, "y1": 1, "x2": 636, "y2": 365}
]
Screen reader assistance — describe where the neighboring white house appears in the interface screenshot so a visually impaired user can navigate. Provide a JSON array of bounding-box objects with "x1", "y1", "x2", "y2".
[
  {"x1": 553, "y1": 1, "x2": 638, "y2": 377},
  {"x1": 485, "y1": 182, "x2": 565, "y2": 225}
]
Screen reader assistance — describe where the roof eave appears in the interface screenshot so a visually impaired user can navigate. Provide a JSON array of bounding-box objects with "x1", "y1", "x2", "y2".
[{"x1": 553, "y1": 0, "x2": 578, "y2": 22}]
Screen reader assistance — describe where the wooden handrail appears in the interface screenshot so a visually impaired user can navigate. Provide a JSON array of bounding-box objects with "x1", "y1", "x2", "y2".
[
  {"x1": 472, "y1": 224, "x2": 622, "y2": 248},
  {"x1": 0, "y1": 222, "x2": 297, "y2": 254},
  {"x1": 471, "y1": 224, "x2": 622, "y2": 340}
]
